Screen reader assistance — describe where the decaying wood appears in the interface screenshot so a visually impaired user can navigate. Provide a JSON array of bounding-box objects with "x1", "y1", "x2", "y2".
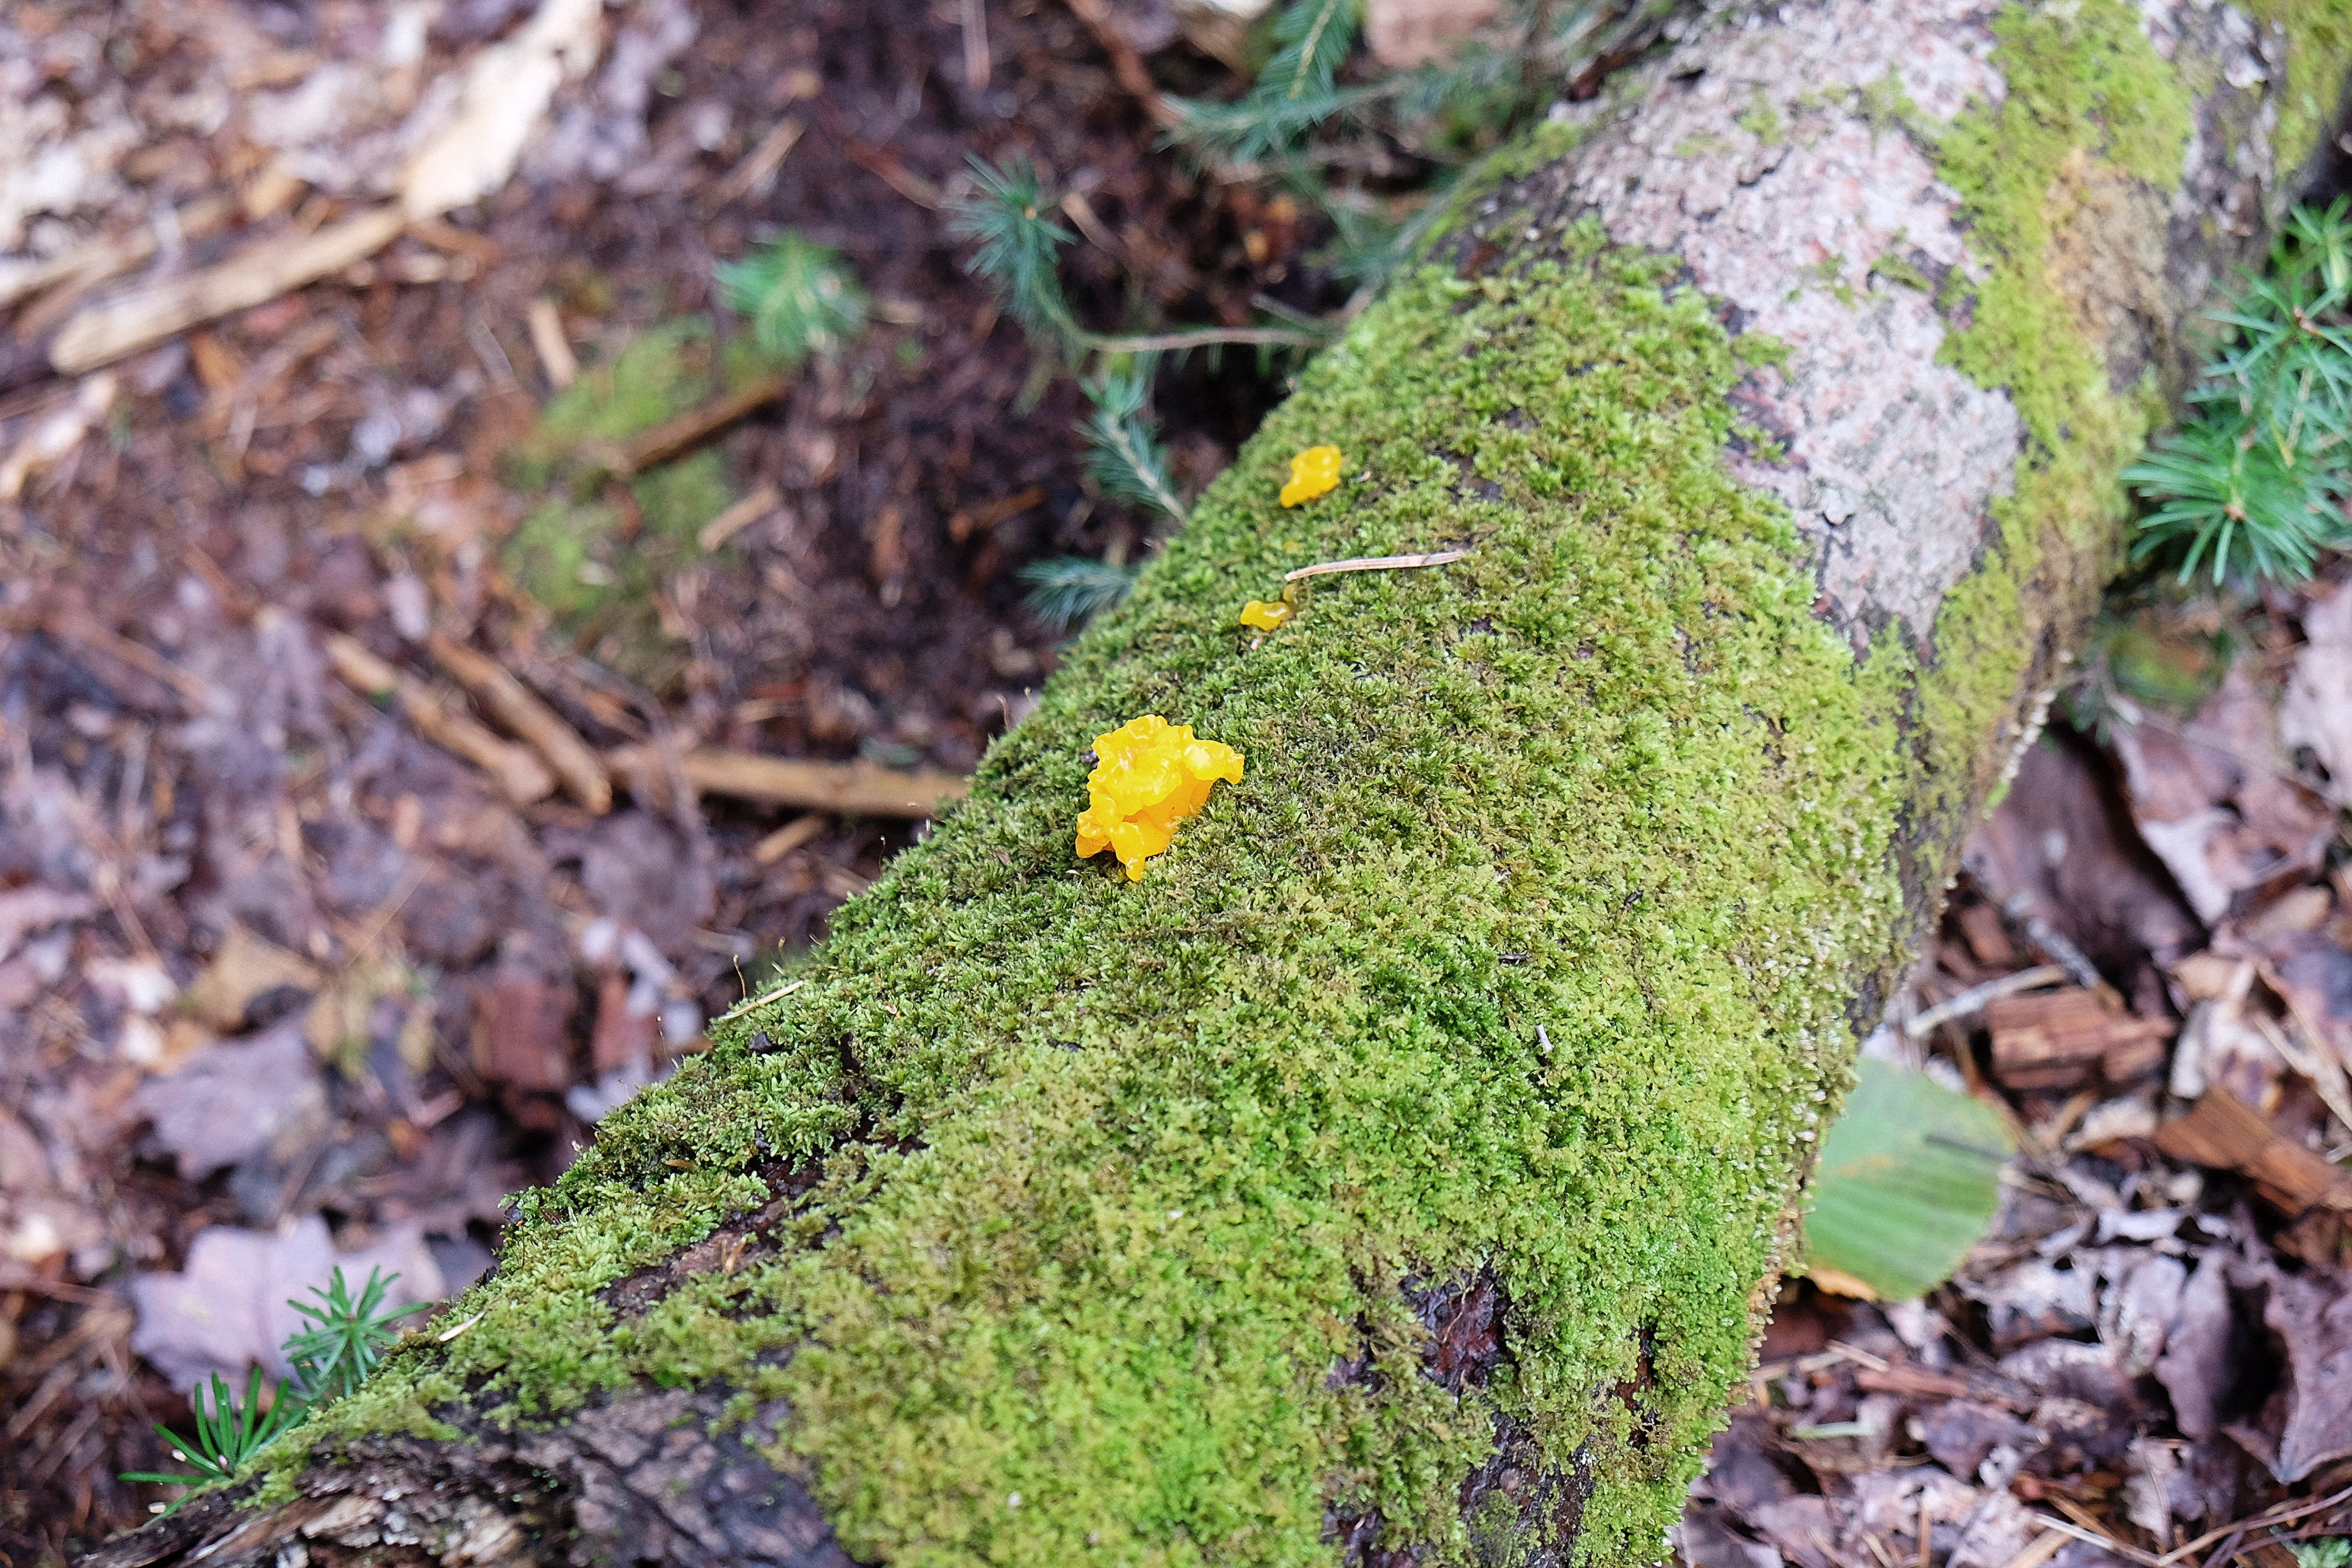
[
  {"x1": 324, "y1": 635, "x2": 557, "y2": 806},
  {"x1": 426, "y1": 634, "x2": 613, "y2": 813},
  {"x1": 2154, "y1": 1087, "x2": 2352, "y2": 1218},
  {"x1": 49, "y1": 207, "x2": 407, "y2": 375},
  {"x1": 604, "y1": 742, "x2": 969, "y2": 817},
  {"x1": 1986, "y1": 988, "x2": 2175, "y2": 1090}
]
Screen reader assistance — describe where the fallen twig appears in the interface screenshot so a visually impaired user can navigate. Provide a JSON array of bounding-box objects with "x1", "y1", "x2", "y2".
[
  {"x1": 706, "y1": 117, "x2": 805, "y2": 210},
  {"x1": 1057, "y1": 0, "x2": 1179, "y2": 125},
  {"x1": 597, "y1": 373, "x2": 792, "y2": 478},
  {"x1": 2158, "y1": 1482, "x2": 2352, "y2": 1566},
  {"x1": 427, "y1": 634, "x2": 612, "y2": 813},
  {"x1": 1284, "y1": 549, "x2": 1469, "y2": 582},
  {"x1": 1902, "y1": 965, "x2": 2070, "y2": 1039},
  {"x1": 606, "y1": 743, "x2": 968, "y2": 818},
  {"x1": 719, "y1": 976, "x2": 808, "y2": 1022},
  {"x1": 50, "y1": 207, "x2": 408, "y2": 375},
  {"x1": 325, "y1": 635, "x2": 555, "y2": 805}
]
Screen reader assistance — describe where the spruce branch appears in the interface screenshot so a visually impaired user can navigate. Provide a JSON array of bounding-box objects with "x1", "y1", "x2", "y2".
[
  {"x1": 947, "y1": 154, "x2": 1082, "y2": 348},
  {"x1": 1081, "y1": 365, "x2": 1188, "y2": 523},
  {"x1": 1019, "y1": 555, "x2": 1140, "y2": 630}
]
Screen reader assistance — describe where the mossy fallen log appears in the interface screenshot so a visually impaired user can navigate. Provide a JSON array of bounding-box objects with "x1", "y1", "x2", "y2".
[{"x1": 87, "y1": 4, "x2": 2348, "y2": 1566}]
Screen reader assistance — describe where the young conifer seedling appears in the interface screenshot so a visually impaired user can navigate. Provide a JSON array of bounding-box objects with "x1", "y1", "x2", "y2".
[
  {"x1": 120, "y1": 1265, "x2": 426, "y2": 1515},
  {"x1": 716, "y1": 231, "x2": 870, "y2": 365},
  {"x1": 2124, "y1": 198, "x2": 2352, "y2": 586}
]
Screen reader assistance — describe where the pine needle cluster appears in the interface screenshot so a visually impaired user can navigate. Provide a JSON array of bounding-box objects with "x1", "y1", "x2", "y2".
[
  {"x1": 121, "y1": 1266, "x2": 425, "y2": 1512},
  {"x1": 2126, "y1": 198, "x2": 2352, "y2": 586},
  {"x1": 716, "y1": 231, "x2": 870, "y2": 365}
]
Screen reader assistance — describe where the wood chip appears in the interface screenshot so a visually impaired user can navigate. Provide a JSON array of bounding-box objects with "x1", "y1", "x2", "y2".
[
  {"x1": 1986, "y1": 988, "x2": 2176, "y2": 1090},
  {"x1": 50, "y1": 206, "x2": 407, "y2": 375},
  {"x1": 426, "y1": 635, "x2": 611, "y2": 813},
  {"x1": 606, "y1": 744, "x2": 968, "y2": 818},
  {"x1": 2154, "y1": 1086, "x2": 2352, "y2": 1215},
  {"x1": 526, "y1": 297, "x2": 577, "y2": 390},
  {"x1": 0, "y1": 196, "x2": 233, "y2": 315},
  {"x1": 324, "y1": 634, "x2": 554, "y2": 805},
  {"x1": 753, "y1": 815, "x2": 827, "y2": 864}
]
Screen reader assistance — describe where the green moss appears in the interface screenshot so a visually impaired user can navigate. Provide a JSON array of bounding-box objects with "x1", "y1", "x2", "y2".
[
  {"x1": 1911, "y1": 0, "x2": 2193, "y2": 852},
  {"x1": 1736, "y1": 92, "x2": 1783, "y2": 147},
  {"x1": 2246, "y1": 0, "x2": 2352, "y2": 180},
  {"x1": 501, "y1": 318, "x2": 748, "y2": 685},
  {"x1": 302, "y1": 226, "x2": 1910, "y2": 1566}
]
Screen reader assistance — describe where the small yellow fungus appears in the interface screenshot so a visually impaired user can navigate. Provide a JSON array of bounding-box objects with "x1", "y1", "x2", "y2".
[
  {"x1": 1074, "y1": 715, "x2": 1244, "y2": 881},
  {"x1": 1238, "y1": 600, "x2": 1293, "y2": 631},
  {"x1": 1278, "y1": 445, "x2": 1342, "y2": 507}
]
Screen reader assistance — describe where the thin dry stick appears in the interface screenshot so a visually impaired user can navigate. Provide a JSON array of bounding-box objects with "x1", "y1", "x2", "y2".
[
  {"x1": 1284, "y1": 549, "x2": 1470, "y2": 582},
  {"x1": 1088, "y1": 325, "x2": 1331, "y2": 353},
  {"x1": 2030, "y1": 1512, "x2": 2163, "y2": 1568},
  {"x1": 960, "y1": 0, "x2": 991, "y2": 87},
  {"x1": 1902, "y1": 965, "x2": 2070, "y2": 1039},
  {"x1": 720, "y1": 976, "x2": 808, "y2": 1021},
  {"x1": 2159, "y1": 1482, "x2": 2352, "y2": 1566}
]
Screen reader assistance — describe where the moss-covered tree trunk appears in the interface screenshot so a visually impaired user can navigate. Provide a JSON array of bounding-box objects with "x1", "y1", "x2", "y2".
[{"x1": 89, "y1": 5, "x2": 2348, "y2": 1567}]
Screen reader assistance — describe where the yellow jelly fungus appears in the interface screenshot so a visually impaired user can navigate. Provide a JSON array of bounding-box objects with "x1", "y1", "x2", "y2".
[
  {"x1": 1073, "y1": 715, "x2": 1245, "y2": 881},
  {"x1": 1278, "y1": 444, "x2": 1342, "y2": 507},
  {"x1": 1238, "y1": 599, "x2": 1293, "y2": 631}
]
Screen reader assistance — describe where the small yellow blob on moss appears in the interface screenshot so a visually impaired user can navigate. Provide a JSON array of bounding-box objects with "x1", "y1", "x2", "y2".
[
  {"x1": 1074, "y1": 715, "x2": 1244, "y2": 881},
  {"x1": 1278, "y1": 444, "x2": 1342, "y2": 507},
  {"x1": 1238, "y1": 600, "x2": 1293, "y2": 631}
]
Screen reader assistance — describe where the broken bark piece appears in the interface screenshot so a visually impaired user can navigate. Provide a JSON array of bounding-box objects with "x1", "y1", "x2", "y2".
[
  {"x1": 49, "y1": 207, "x2": 408, "y2": 375},
  {"x1": 1986, "y1": 988, "x2": 2176, "y2": 1090},
  {"x1": 2153, "y1": 1087, "x2": 2352, "y2": 1217},
  {"x1": 427, "y1": 634, "x2": 612, "y2": 813},
  {"x1": 324, "y1": 635, "x2": 555, "y2": 806},
  {"x1": 605, "y1": 744, "x2": 967, "y2": 818},
  {"x1": 599, "y1": 373, "x2": 791, "y2": 478}
]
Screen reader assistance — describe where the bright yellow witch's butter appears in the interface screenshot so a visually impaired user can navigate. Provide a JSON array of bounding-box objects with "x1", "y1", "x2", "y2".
[
  {"x1": 1279, "y1": 445, "x2": 1342, "y2": 507},
  {"x1": 1074, "y1": 715, "x2": 1244, "y2": 880}
]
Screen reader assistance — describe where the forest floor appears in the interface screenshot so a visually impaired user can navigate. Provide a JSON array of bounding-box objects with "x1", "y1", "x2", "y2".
[{"x1": 0, "y1": 3, "x2": 2348, "y2": 1567}]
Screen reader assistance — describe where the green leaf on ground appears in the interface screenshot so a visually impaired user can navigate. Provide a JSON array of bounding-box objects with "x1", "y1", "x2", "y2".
[{"x1": 1803, "y1": 1058, "x2": 2014, "y2": 1301}]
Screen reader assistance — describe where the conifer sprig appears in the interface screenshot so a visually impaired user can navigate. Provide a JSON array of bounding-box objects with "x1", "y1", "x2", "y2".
[
  {"x1": 1019, "y1": 556, "x2": 1141, "y2": 630},
  {"x1": 715, "y1": 232, "x2": 870, "y2": 364},
  {"x1": 947, "y1": 155, "x2": 1081, "y2": 347},
  {"x1": 1081, "y1": 365, "x2": 1187, "y2": 524},
  {"x1": 2126, "y1": 197, "x2": 2352, "y2": 586},
  {"x1": 121, "y1": 1266, "x2": 426, "y2": 1515}
]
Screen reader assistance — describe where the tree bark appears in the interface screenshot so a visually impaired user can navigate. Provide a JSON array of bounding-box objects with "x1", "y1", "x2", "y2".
[{"x1": 87, "y1": 5, "x2": 2344, "y2": 1567}]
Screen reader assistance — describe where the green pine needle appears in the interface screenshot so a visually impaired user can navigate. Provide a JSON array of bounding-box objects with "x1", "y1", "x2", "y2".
[
  {"x1": 1081, "y1": 367, "x2": 1187, "y2": 524},
  {"x1": 946, "y1": 155, "x2": 1079, "y2": 348},
  {"x1": 2127, "y1": 196, "x2": 2352, "y2": 587},
  {"x1": 716, "y1": 232, "x2": 870, "y2": 365},
  {"x1": 1019, "y1": 555, "x2": 1139, "y2": 631},
  {"x1": 122, "y1": 1266, "x2": 423, "y2": 1514},
  {"x1": 1167, "y1": 0, "x2": 1364, "y2": 162},
  {"x1": 282, "y1": 1265, "x2": 426, "y2": 1404}
]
